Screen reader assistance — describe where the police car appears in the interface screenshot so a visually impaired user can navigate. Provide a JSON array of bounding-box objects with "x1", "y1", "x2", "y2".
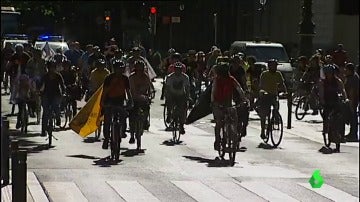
[
  {"x1": 34, "y1": 35, "x2": 69, "y2": 53},
  {"x1": 2, "y1": 34, "x2": 29, "y2": 49},
  {"x1": 230, "y1": 40, "x2": 294, "y2": 88}
]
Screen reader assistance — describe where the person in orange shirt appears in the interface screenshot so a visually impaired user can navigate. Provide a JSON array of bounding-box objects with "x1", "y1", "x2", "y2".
[{"x1": 100, "y1": 59, "x2": 133, "y2": 150}]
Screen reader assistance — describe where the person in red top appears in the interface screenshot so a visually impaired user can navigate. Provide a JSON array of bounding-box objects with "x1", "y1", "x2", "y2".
[{"x1": 211, "y1": 62, "x2": 248, "y2": 150}]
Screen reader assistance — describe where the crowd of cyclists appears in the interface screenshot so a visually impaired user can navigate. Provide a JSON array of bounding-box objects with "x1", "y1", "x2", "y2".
[{"x1": 1, "y1": 39, "x2": 358, "y2": 155}]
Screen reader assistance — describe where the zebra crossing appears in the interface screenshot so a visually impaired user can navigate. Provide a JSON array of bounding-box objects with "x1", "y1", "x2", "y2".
[{"x1": 6, "y1": 172, "x2": 357, "y2": 202}]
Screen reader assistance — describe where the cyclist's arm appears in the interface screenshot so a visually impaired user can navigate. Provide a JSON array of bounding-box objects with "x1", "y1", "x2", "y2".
[
  {"x1": 184, "y1": 75, "x2": 191, "y2": 99},
  {"x1": 232, "y1": 77, "x2": 246, "y2": 101},
  {"x1": 336, "y1": 77, "x2": 348, "y2": 100},
  {"x1": 211, "y1": 79, "x2": 216, "y2": 103},
  {"x1": 58, "y1": 73, "x2": 66, "y2": 95},
  {"x1": 278, "y1": 72, "x2": 288, "y2": 94}
]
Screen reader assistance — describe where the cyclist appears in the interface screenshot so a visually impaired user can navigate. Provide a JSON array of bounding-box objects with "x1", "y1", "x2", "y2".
[
  {"x1": 165, "y1": 62, "x2": 191, "y2": 134},
  {"x1": 100, "y1": 59, "x2": 133, "y2": 149},
  {"x1": 86, "y1": 59, "x2": 110, "y2": 101},
  {"x1": 15, "y1": 72, "x2": 33, "y2": 129},
  {"x1": 256, "y1": 59, "x2": 287, "y2": 139},
  {"x1": 182, "y1": 50, "x2": 198, "y2": 106},
  {"x1": 60, "y1": 60, "x2": 79, "y2": 117},
  {"x1": 319, "y1": 64, "x2": 348, "y2": 151},
  {"x1": 39, "y1": 60, "x2": 66, "y2": 136},
  {"x1": 1, "y1": 42, "x2": 14, "y2": 94},
  {"x1": 211, "y1": 62, "x2": 248, "y2": 150},
  {"x1": 129, "y1": 60, "x2": 153, "y2": 144}
]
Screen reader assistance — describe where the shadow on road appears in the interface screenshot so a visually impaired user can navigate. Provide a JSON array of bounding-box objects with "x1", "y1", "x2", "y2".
[
  {"x1": 257, "y1": 143, "x2": 279, "y2": 150},
  {"x1": 183, "y1": 155, "x2": 234, "y2": 167},
  {"x1": 121, "y1": 149, "x2": 145, "y2": 157},
  {"x1": 67, "y1": 154, "x2": 101, "y2": 160},
  {"x1": 305, "y1": 120, "x2": 323, "y2": 124},
  {"x1": 83, "y1": 137, "x2": 101, "y2": 143},
  {"x1": 161, "y1": 140, "x2": 184, "y2": 146},
  {"x1": 93, "y1": 157, "x2": 122, "y2": 167}
]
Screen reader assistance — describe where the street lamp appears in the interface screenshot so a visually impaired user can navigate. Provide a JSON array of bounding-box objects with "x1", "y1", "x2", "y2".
[{"x1": 258, "y1": 0, "x2": 267, "y2": 39}]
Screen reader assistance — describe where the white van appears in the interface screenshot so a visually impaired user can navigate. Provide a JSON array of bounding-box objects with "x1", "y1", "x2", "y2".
[{"x1": 230, "y1": 41, "x2": 294, "y2": 86}]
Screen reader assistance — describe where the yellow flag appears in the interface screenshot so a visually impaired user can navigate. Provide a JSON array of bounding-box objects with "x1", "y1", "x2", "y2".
[{"x1": 69, "y1": 85, "x2": 103, "y2": 137}]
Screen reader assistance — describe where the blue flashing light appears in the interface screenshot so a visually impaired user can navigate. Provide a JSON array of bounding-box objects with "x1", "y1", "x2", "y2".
[{"x1": 37, "y1": 35, "x2": 64, "y2": 41}]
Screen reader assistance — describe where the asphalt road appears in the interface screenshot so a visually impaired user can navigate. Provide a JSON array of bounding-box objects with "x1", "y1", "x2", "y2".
[{"x1": 1, "y1": 79, "x2": 359, "y2": 202}]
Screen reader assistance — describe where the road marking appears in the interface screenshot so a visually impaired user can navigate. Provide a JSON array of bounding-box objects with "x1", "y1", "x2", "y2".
[
  {"x1": 43, "y1": 182, "x2": 87, "y2": 202},
  {"x1": 239, "y1": 181, "x2": 299, "y2": 202},
  {"x1": 107, "y1": 181, "x2": 160, "y2": 202},
  {"x1": 27, "y1": 172, "x2": 49, "y2": 202},
  {"x1": 298, "y1": 183, "x2": 359, "y2": 202},
  {"x1": 172, "y1": 180, "x2": 230, "y2": 202},
  {"x1": 203, "y1": 180, "x2": 266, "y2": 202}
]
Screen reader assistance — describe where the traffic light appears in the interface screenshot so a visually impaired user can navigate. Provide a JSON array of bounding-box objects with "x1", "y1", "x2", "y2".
[
  {"x1": 150, "y1": 7, "x2": 157, "y2": 14},
  {"x1": 104, "y1": 11, "x2": 111, "y2": 32},
  {"x1": 149, "y1": 7, "x2": 157, "y2": 35}
]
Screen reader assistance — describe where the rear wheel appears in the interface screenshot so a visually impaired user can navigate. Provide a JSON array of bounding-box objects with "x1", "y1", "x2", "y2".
[
  {"x1": 172, "y1": 120, "x2": 180, "y2": 143},
  {"x1": 136, "y1": 117, "x2": 143, "y2": 150},
  {"x1": 295, "y1": 97, "x2": 308, "y2": 120},
  {"x1": 218, "y1": 126, "x2": 226, "y2": 159},
  {"x1": 227, "y1": 124, "x2": 237, "y2": 166},
  {"x1": 270, "y1": 111, "x2": 283, "y2": 148}
]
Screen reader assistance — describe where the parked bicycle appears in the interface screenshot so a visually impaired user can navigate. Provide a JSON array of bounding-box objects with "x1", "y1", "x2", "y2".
[{"x1": 295, "y1": 81, "x2": 323, "y2": 120}]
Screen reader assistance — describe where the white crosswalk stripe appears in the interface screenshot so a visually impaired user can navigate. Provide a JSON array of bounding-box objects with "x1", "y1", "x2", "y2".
[
  {"x1": 298, "y1": 183, "x2": 359, "y2": 202},
  {"x1": 42, "y1": 182, "x2": 87, "y2": 202},
  {"x1": 27, "y1": 172, "x2": 49, "y2": 202},
  {"x1": 106, "y1": 181, "x2": 160, "y2": 202},
  {"x1": 172, "y1": 180, "x2": 230, "y2": 202},
  {"x1": 238, "y1": 181, "x2": 300, "y2": 202}
]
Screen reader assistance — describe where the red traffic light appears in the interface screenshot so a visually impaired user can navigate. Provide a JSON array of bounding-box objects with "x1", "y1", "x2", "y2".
[
  {"x1": 150, "y1": 7, "x2": 157, "y2": 14},
  {"x1": 105, "y1": 16, "x2": 111, "y2": 21}
]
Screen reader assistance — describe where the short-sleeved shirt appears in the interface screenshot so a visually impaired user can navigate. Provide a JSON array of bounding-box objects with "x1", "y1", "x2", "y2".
[
  {"x1": 213, "y1": 76, "x2": 239, "y2": 104},
  {"x1": 259, "y1": 70, "x2": 284, "y2": 95},
  {"x1": 103, "y1": 73, "x2": 130, "y2": 99},
  {"x1": 40, "y1": 72, "x2": 65, "y2": 98},
  {"x1": 165, "y1": 72, "x2": 190, "y2": 96}
]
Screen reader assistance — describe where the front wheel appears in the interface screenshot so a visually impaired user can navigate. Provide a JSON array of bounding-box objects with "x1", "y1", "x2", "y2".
[
  {"x1": 163, "y1": 105, "x2": 169, "y2": 128},
  {"x1": 270, "y1": 111, "x2": 283, "y2": 148},
  {"x1": 295, "y1": 97, "x2": 308, "y2": 120},
  {"x1": 172, "y1": 121, "x2": 180, "y2": 143}
]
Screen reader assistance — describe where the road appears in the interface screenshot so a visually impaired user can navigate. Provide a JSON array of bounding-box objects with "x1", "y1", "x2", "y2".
[{"x1": 1, "y1": 79, "x2": 359, "y2": 202}]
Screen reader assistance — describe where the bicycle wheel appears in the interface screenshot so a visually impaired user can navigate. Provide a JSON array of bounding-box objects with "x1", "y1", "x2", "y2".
[
  {"x1": 270, "y1": 111, "x2": 283, "y2": 148},
  {"x1": 295, "y1": 97, "x2": 308, "y2": 120},
  {"x1": 136, "y1": 118, "x2": 143, "y2": 150},
  {"x1": 218, "y1": 126, "x2": 226, "y2": 159},
  {"x1": 163, "y1": 104, "x2": 169, "y2": 128},
  {"x1": 263, "y1": 116, "x2": 270, "y2": 143},
  {"x1": 111, "y1": 122, "x2": 121, "y2": 161},
  {"x1": 48, "y1": 116, "x2": 53, "y2": 147},
  {"x1": 227, "y1": 124, "x2": 237, "y2": 166},
  {"x1": 172, "y1": 121, "x2": 180, "y2": 143},
  {"x1": 21, "y1": 104, "x2": 28, "y2": 135}
]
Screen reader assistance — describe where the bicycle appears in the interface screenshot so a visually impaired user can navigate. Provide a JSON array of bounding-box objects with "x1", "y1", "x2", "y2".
[
  {"x1": 322, "y1": 96, "x2": 345, "y2": 149},
  {"x1": 132, "y1": 103, "x2": 150, "y2": 150},
  {"x1": 163, "y1": 101, "x2": 170, "y2": 128},
  {"x1": 45, "y1": 106, "x2": 59, "y2": 147},
  {"x1": 60, "y1": 94, "x2": 73, "y2": 129},
  {"x1": 19, "y1": 100, "x2": 28, "y2": 135},
  {"x1": 216, "y1": 104, "x2": 244, "y2": 166},
  {"x1": 295, "y1": 82, "x2": 323, "y2": 120},
  {"x1": 104, "y1": 104, "x2": 129, "y2": 161},
  {"x1": 169, "y1": 104, "x2": 181, "y2": 144},
  {"x1": 260, "y1": 93, "x2": 284, "y2": 148}
]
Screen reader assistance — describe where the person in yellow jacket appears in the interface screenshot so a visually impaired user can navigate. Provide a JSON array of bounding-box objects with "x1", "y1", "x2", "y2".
[{"x1": 86, "y1": 59, "x2": 110, "y2": 101}]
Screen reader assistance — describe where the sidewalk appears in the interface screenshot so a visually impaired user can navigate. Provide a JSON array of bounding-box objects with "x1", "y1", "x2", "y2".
[
  {"x1": 248, "y1": 100, "x2": 359, "y2": 148},
  {"x1": 1, "y1": 172, "x2": 49, "y2": 202}
]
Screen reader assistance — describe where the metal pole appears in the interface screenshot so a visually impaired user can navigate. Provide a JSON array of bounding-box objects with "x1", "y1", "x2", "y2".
[
  {"x1": 214, "y1": 13, "x2": 218, "y2": 46},
  {"x1": 13, "y1": 150, "x2": 27, "y2": 202},
  {"x1": 1, "y1": 118, "x2": 10, "y2": 185},
  {"x1": 11, "y1": 140, "x2": 19, "y2": 199},
  {"x1": 169, "y1": 22, "x2": 173, "y2": 48},
  {"x1": 259, "y1": 6, "x2": 263, "y2": 39},
  {"x1": 287, "y1": 89, "x2": 293, "y2": 129}
]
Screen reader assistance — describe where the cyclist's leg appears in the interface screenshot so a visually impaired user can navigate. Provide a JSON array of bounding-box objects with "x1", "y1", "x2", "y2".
[
  {"x1": 16, "y1": 99, "x2": 24, "y2": 129},
  {"x1": 41, "y1": 96, "x2": 51, "y2": 136},
  {"x1": 53, "y1": 96, "x2": 62, "y2": 126},
  {"x1": 71, "y1": 98, "x2": 77, "y2": 117},
  {"x1": 102, "y1": 107, "x2": 112, "y2": 149},
  {"x1": 257, "y1": 95, "x2": 270, "y2": 138},
  {"x1": 166, "y1": 95, "x2": 174, "y2": 123},
  {"x1": 177, "y1": 96, "x2": 187, "y2": 134},
  {"x1": 212, "y1": 104, "x2": 224, "y2": 150},
  {"x1": 128, "y1": 103, "x2": 137, "y2": 143}
]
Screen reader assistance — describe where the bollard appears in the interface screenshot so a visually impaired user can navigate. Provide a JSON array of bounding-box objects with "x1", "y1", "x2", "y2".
[
  {"x1": 287, "y1": 89, "x2": 293, "y2": 129},
  {"x1": 11, "y1": 140, "x2": 19, "y2": 199},
  {"x1": 1, "y1": 119, "x2": 10, "y2": 185},
  {"x1": 12, "y1": 150, "x2": 27, "y2": 202}
]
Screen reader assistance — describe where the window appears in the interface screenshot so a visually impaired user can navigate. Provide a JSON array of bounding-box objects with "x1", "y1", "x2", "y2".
[{"x1": 338, "y1": 0, "x2": 359, "y2": 15}]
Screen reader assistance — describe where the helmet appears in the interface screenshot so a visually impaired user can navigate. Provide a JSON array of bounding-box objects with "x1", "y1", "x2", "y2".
[
  {"x1": 174, "y1": 62, "x2": 183, "y2": 69},
  {"x1": 112, "y1": 59, "x2": 126, "y2": 69},
  {"x1": 323, "y1": 64, "x2": 336, "y2": 74},
  {"x1": 216, "y1": 56, "x2": 230, "y2": 64},
  {"x1": 168, "y1": 48, "x2": 176, "y2": 54},
  {"x1": 172, "y1": 52, "x2": 182, "y2": 60},
  {"x1": 134, "y1": 60, "x2": 145, "y2": 68},
  {"x1": 267, "y1": 59, "x2": 278, "y2": 65},
  {"x1": 46, "y1": 59, "x2": 56, "y2": 69},
  {"x1": 95, "y1": 59, "x2": 106, "y2": 67}
]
